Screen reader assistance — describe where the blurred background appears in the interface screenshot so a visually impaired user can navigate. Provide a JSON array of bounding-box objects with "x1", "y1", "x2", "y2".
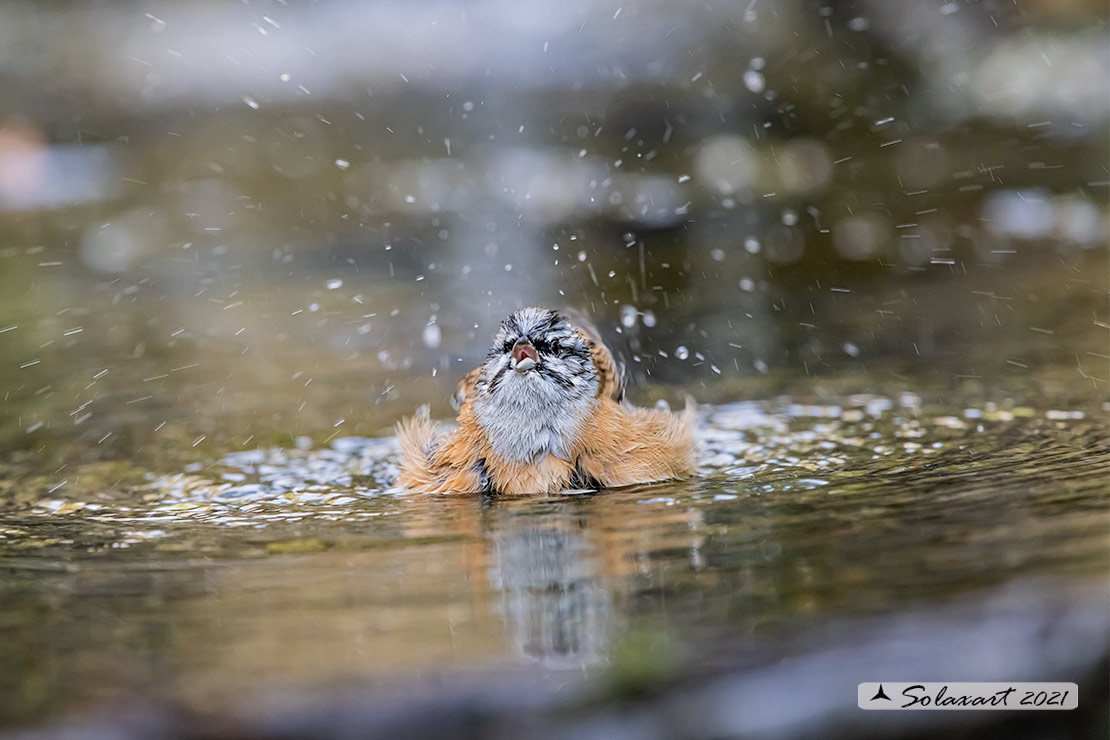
[
  {"x1": 0, "y1": 2, "x2": 1107, "y2": 737},
  {"x1": 0, "y1": 0, "x2": 1105, "y2": 459}
]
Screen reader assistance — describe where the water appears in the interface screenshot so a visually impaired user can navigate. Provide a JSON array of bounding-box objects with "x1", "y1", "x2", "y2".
[
  {"x1": 1, "y1": 1, "x2": 1107, "y2": 735},
  {"x1": 2, "y1": 390, "x2": 1105, "y2": 726},
  {"x1": 0, "y1": 207, "x2": 1106, "y2": 734}
]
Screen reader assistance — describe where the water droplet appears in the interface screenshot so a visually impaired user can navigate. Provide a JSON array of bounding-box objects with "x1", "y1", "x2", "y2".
[
  {"x1": 620, "y1": 305, "x2": 637, "y2": 328},
  {"x1": 422, "y1": 324, "x2": 441, "y2": 349},
  {"x1": 675, "y1": 345, "x2": 690, "y2": 360},
  {"x1": 743, "y1": 70, "x2": 766, "y2": 94},
  {"x1": 326, "y1": 279, "x2": 343, "y2": 290}
]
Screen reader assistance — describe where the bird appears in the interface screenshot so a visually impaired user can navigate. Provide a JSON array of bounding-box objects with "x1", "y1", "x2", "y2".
[{"x1": 396, "y1": 307, "x2": 696, "y2": 494}]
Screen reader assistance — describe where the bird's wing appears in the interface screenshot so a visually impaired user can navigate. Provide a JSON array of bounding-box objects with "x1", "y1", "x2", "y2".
[
  {"x1": 450, "y1": 364, "x2": 483, "y2": 410},
  {"x1": 562, "y1": 307, "x2": 626, "y2": 403}
]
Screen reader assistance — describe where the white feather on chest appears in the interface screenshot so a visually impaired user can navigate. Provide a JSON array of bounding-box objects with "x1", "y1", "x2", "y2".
[{"x1": 473, "y1": 368, "x2": 596, "y2": 463}]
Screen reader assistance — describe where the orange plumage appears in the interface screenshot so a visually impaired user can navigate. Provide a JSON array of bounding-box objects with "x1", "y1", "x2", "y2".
[{"x1": 396, "y1": 307, "x2": 695, "y2": 495}]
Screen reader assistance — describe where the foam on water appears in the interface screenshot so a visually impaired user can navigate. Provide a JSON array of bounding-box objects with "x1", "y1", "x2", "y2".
[{"x1": 13, "y1": 396, "x2": 1098, "y2": 540}]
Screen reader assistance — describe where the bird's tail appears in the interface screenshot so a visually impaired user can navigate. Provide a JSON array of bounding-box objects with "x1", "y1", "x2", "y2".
[{"x1": 395, "y1": 405, "x2": 442, "y2": 489}]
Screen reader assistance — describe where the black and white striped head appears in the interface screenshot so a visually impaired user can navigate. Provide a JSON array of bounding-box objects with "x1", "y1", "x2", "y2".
[
  {"x1": 473, "y1": 308, "x2": 600, "y2": 461},
  {"x1": 480, "y1": 307, "x2": 598, "y2": 397}
]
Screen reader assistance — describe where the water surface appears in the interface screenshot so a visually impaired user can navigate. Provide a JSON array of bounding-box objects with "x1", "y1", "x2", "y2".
[
  {"x1": 2, "y1": 391, "x2": 1104, "y2": 726},
  {"x1": 0, "y1": 1, "x2": 1107, "y2": 733}
]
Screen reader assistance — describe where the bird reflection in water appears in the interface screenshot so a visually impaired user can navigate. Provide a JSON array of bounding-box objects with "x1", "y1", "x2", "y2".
[
  {"x1": 475, "y1": 493, "x2": 706, "y2": 664},
  {"x1": 485, "y1": 508, "x2": 612, "y2": 663}
]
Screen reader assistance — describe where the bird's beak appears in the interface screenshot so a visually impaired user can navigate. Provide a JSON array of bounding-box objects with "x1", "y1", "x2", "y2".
[{"x1": 511, "y1": 340, "x2": 539, "y2": 372}]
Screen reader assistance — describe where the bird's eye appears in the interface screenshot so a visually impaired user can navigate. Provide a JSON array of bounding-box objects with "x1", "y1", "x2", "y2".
[
  {"x1": 501, "y1": 338, "x2": 516, "y2": 353},
  {"x1": 541, "y1": 338, "x2": 576, "y2": 358}
]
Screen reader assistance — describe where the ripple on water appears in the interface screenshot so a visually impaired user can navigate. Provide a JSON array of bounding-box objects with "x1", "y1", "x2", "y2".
[
  {"x1": 11, "y1": 397, "x2": 1106, "y2": 543},
  {"x1": 1, "y1": 394, "x2": 1105, "y2": 702}
]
